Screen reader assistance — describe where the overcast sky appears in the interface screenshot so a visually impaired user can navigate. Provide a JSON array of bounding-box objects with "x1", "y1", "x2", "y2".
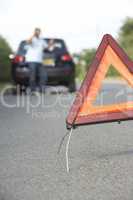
[{"x1": 0, "y1": 0, "x2": 133, "y2": 52}]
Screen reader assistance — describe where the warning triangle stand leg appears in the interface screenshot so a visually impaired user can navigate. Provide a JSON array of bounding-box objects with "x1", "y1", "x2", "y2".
[
  {"x1": 66, "y1": 128, "x2": 73, "y2": 173},
  {"x1": 57, "y1": 131, "x2": 70, "y2": 154},
  {"x1": 58, "y1": 127, "x2": 74, "y2": 173}
]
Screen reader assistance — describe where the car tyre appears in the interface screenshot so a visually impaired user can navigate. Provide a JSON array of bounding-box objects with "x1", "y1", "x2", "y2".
[{"x1": 68, "y1": 80, "x2": 76, "y2": 93}]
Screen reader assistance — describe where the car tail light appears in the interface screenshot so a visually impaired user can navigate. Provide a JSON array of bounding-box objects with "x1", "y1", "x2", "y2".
[
  {"x1": 13, "y1": 55, "x2": 25, "y2": 63},
  {"x1": 61, "y1": 54, "x2": 72, "y2": 62}
]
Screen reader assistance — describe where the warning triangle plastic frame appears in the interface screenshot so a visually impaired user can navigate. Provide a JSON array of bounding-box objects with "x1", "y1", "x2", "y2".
[{"x1": 66, "y1": 34, "x2": 133, "y2": 129}]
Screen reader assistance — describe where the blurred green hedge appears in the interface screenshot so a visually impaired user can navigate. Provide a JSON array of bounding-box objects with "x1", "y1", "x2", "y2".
[
  {"x1": 0, "y1": 35, "x2": 12, "y2": 82},
  {"x1": 74, "y1": 17, "x2": 133, "y2": 81}
]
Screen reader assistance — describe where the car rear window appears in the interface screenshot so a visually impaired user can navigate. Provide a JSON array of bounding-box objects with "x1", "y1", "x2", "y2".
[
  {"x1": 17, "y1": 39, "x2": 67, "y2": 56},
  {"x1": 45, "y1": 39, "x2": 66, "y2": 50},
  {"x1": 17, "y1": 41, "x2": 27, "y2": 56}
]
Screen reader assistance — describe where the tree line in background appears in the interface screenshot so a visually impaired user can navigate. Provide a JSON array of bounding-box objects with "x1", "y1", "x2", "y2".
[
  {"x1": 74, "y1": 17, "x2": 133, "y2": 80},
  {"x1": 0, "y1": 36, "x2": 12, "y2": 82},
  {"x1": 0, "y1": 17, "x2": 133, "y2": 82}
]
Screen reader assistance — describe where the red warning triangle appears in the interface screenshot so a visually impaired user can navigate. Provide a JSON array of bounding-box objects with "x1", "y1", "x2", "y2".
[{"x1": 66, "y1": 34, "x2": 133, "y2": 129}]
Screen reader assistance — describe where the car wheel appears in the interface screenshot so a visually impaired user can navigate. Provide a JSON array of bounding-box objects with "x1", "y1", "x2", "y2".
[
  {"x1": 13, "y1": 84, "x2": 25, "y2": 95},
  {"x1": 68, "y1": 80, "x2": 76, "y2": 93}
]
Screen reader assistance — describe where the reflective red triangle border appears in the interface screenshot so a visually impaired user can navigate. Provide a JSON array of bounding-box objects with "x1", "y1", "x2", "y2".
[{"x1": 66, "y1": 34, "x2": 133, "y2": 129}]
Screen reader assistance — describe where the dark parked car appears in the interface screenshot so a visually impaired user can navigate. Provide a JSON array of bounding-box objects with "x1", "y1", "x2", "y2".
[{"x1": 10, "y1": 38, "x2": 76, "y2": 92}]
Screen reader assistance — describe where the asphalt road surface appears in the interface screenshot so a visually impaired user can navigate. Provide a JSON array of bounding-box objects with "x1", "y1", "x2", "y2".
[{"x1": 0, "y1": 81, "x2": 133, "y2": 200}]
